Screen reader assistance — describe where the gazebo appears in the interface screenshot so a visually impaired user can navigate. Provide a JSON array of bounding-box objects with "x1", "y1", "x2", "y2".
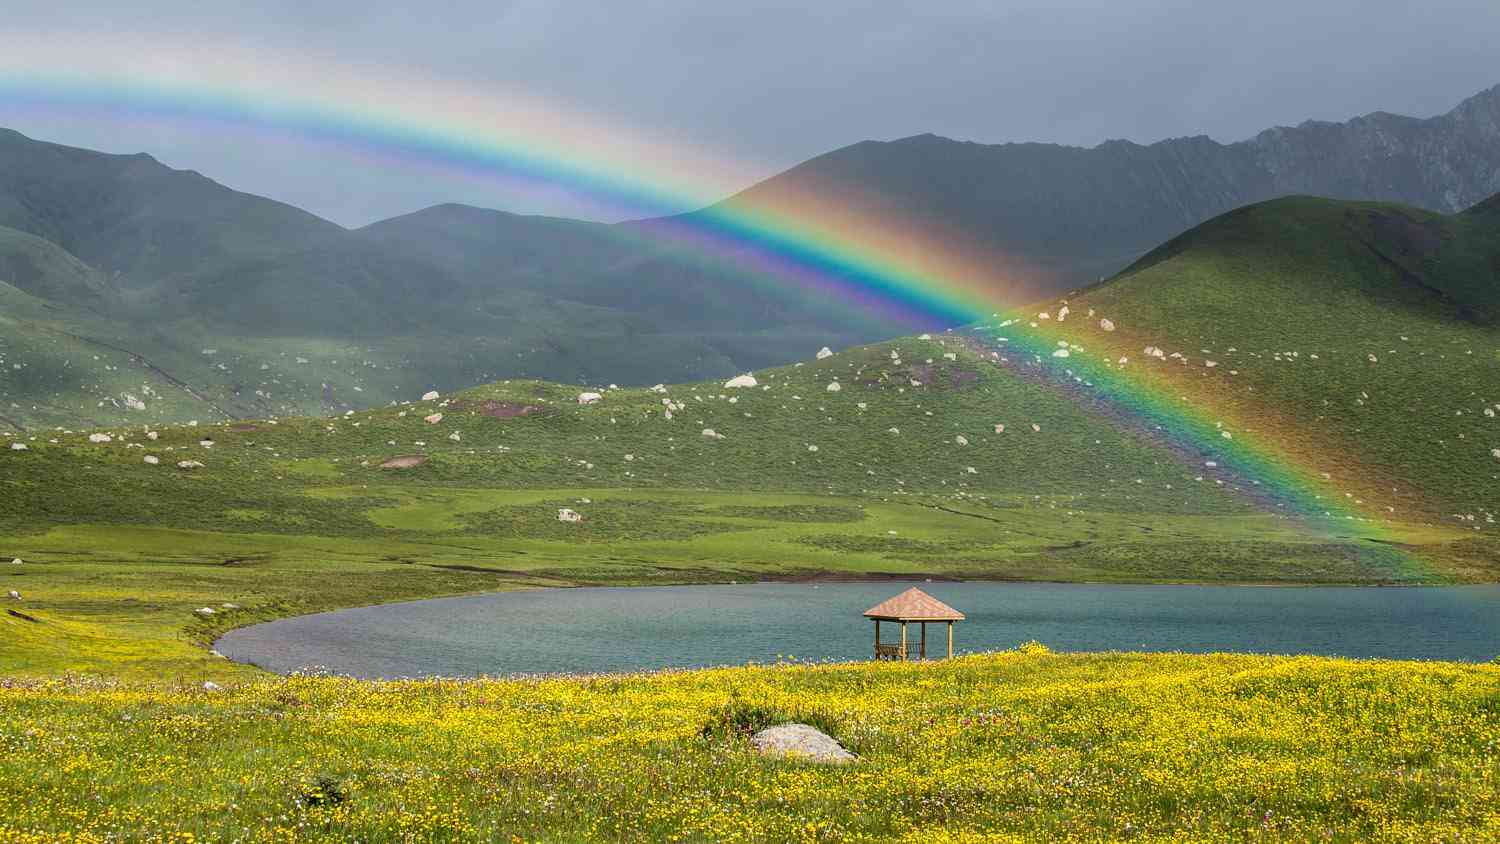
[{"x1": 864, "y1": 587, "x2": 965, "y2": 660}]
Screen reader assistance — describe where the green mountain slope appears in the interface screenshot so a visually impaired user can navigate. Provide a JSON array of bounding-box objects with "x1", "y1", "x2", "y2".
[
  {"x1": 0, "y1": 128, "x2": 342, "y2": 291},
  {"x1": 1035, "y1": 195, "x2": 1499, "y2": 539}
]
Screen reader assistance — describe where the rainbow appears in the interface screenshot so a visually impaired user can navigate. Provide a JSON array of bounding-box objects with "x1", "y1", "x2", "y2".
[{"x1": 0, "y1": 34, "x2": 1425, "y2": 558}]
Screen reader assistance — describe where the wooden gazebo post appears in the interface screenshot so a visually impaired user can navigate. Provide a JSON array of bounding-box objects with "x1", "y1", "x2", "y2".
[{"x1": 863, "y1": 587, "x2": 965, "y2": 661}]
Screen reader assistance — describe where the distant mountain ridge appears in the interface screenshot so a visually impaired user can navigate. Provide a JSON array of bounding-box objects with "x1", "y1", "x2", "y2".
[
  {"x1": 714, "y1": 84, "x2": 1500, "y2": 296},
  {"x1": 0, "y1": 84, "x2": 1497, "y2": 429}
]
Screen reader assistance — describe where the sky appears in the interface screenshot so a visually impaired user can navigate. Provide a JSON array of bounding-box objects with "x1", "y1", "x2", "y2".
[{"x1": 4, "y1": 0, "x2": 1499, "y2": 227}]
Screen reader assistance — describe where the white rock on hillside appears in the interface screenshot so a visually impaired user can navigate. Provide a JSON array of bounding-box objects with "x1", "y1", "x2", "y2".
[
  {"x1": 9, "y1": 443, "x2": 26, "y2": 451},
  {"x1": 177, "y1": 460, "x2": 205, "y2": 470},
  {"x1": 826, "y1": 382, "x2": 842, "y2": 392},
  {"x1": 994, "y1": 424, "x2": 1005, "y2": 433},
  {"x1": 557, "y1": 508, "x2": 583, "y2": 523},
  {"x1": 750, "y1": 724, "x2": 856, "y2": 764},
  {"x1": 577, "y1": 392, "x2": 603, "y2": 405},
  {"x1": 7, "y1": 590, "x2": 19, "y2": 600},
  {"x1": 422, "y1": 390, "x2": 440, "y2": 401},
  {"x1": 701, "y1": 428, "x2": 724, "y2": 440},
  {"x1": 816, "y1": 346, "x2": 833, "y2": 359},
  {"x1": 955, "y1": 435, "x2": 969, "y2": 446},
  {"x1": 1100, "y1": 318, "x2": 1115, "y2": 331},
  {"x1": 143, "y1": 455, "x2": 160, "y2": 465},
  {"x1": 724, "y1": 374, "x2": 758, "y2": 389},
  {"x1": 424, "y1": 413, "x2": 444, "y2": 424},
  {"x1": 88, "y1": 433, "x2": 112, "y2": 444}
]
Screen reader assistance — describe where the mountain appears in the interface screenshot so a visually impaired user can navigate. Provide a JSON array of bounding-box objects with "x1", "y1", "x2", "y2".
[
  {"x1": 712, "y1": 85, "x2": 1500, "y2": 297},
  {"x1": 0, "y1": 128, "x2": 341, "y2": 293},
  {"x1": 1039, "y1": 194, "x2": 1500, "y2": 553},
  {"x1": 0, "y1": 86, "x2": 1498, "y2": 429}
]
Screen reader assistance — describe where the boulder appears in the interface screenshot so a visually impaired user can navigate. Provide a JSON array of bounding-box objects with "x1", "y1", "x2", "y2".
[
  {"x1": 750, "y1": 724, "x2": 856, "y2": 764},
  {"x1": 826, "y1": 382, "x2": 842, "y2": 392},
  {"x1": 87, "y1": 433, "x2": 112, "y2": 444},
  {"x1": 577, "y1": 392, "x2": 603, "y2": 405},
  {"x1": 557, "y1": 508, "x2": 583, "y2": 523},
  {"x1": 815, "y1": 346, "x2": 834, "y2": 360},
  {"x1": 1100, "y1": 318, "x2": 1115, "y2": 332},
  {"x1": 143, "y1": 455, "x2": 160, "y2": 465},
  {"x1": 424, "y1": 413, "x2": 444, "y2": 424},
  {"x1": 9, "y1": 443, "x2": 26, "y2": 451},
  {"x1": 724, "y1": 374, "x2": 758, "y2": 389},
  {"x1": 177, "y1": 460, "x2": 206, "y2": 470},
  {"x1": 7, "y1": 590, "x2": 19, "y2": 600},
  {"x1": 422, "y1": 390, "x2": 440, "y2": 401}
]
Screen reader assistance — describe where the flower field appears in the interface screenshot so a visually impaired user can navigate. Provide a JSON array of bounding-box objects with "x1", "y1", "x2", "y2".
[{"x1": 2, "y1": 649, "x2": 1497, "y2": 842}]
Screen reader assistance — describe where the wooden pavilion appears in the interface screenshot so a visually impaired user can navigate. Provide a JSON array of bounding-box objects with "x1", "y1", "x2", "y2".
[{"x1": 864, "y1": 587, "x2": 965, "y2": 660}]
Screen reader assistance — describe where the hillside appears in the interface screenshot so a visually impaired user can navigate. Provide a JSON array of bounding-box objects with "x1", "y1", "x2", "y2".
[
  {"x1": 4, "y1": 325, "x2": 1494, "y2": 677},
  {"x1": 1018, "y1": 195, "x2": 1500, "y2": 538}
]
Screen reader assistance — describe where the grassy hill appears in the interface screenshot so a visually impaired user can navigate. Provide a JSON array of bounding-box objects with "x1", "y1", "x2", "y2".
[
  {"x1": 2, "y1": 333, "x2": 1489, "y2": 678},
  {"x1": 1023, "y1": 196, "x2": 1500, "y2": 534}
]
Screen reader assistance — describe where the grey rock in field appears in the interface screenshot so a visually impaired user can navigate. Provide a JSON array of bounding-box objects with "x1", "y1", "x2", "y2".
[
  {"x1": 203, "y1": 681, "x2": 222, "y2": 692},
  {"x1": 750, "y1": 724, "x2": 856, "y2": 764}
]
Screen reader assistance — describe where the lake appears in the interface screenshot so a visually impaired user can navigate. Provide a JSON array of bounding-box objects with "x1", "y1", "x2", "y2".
[{"x1": 216, "y1": 582, "x2": 1500, "y2": 678}]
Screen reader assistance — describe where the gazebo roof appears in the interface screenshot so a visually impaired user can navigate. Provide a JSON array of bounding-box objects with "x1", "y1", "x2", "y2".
[{"x1": 863, "y1": 587, "x2": 965, "y2": 621}]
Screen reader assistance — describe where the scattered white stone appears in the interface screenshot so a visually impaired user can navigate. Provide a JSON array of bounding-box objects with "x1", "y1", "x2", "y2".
[
  {"x1": 198, "y1": 440, "x2": 214, "y2": 448},
  {"x1": 724, "y1": 374, "x2": 758, "y2": 389},
  {"x1": 750, "y1": 724, "x2": 856, "y2": 764},
  {"x1": 8, "y1": 558, "x2": 19, "y2": 566},
  {"x1": 195, "y1": 607, "x2": 215, "y2": 616},
  {"x1": 143, "y1": 455, "x2": 160, "y2": 465},
  {"x1": 701, "y1": 428, "x2": 725, "y2": 440},
  {"x1": 954, "y1": 435, "x2": 969, "y2": 446},
  {"x1": 807, "y1": 444, "x2": 819, "y2": 452},
  {"x1": 88, "y1": 433, "x2": 112, "y2": 444},
  {"x1": 1100, "y1": 318, "x2": 1115, "y2": 332},
  {"x1": 176, "y1": 460, "x2": 205, "y2": 470},
  {"x1": 577, "y1": 392, "x2": 603, "y2": 405},
  {"x1": 816, "y1": 346, "x2": 833, "y2": 360},
  {"x1": 826, "y1": 381, "x2": 842, "y2": 392},
  {"x1": 888, "y1": 427, "x2": 900, "y2": 434},
  {"x1": 146, "y1": 431, "x2": 159, "y2": 441},
  {"x1": 8, "y1": 442, "x2": 26, "y2": 451},
  {"x1": 1052, "y1": 349, "x2": 1070, "y2": 358},
  {"x1": 557, "y1": 508, "x2": 583, "y2": 523},
  {"x1": 6, "y1": 590, "x2": 19, "y2": 600},
  {"x1": 1031, "y1": 424, "x2": 1041, "y2": 432},
  {"x1": 994, "y1": 424, "x2": 1005, "y2": 434},
  {"x1": 424, "y1": 413, "x2": 444, "y2": 424},
  {"x1": 966, "y1": 466, "x2": 978, "y2": 474},
  {"x1": 448, "y1": 432, "x2": 461, "y2": 442},
  {"x1": 942, "y1": 352, "x2": 956, "y2": 361},
  {"x1": 421, "y1": 390, "x2": 440, "y2": 401},
  {"x1": 624, "y1": 454, "x2": 635, "y2": 461},
  {"x1": 203, "y1": 681, "x2": 222, "y2": 692},
  {"x1": 1057, "y1": 306, "x2": 1070, "y2": 322}
]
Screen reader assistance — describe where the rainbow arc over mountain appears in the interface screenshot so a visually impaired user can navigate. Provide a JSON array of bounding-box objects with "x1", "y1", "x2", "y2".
[{"x1": 0, "y1": 40, "x2": 1414, "y2": 546}]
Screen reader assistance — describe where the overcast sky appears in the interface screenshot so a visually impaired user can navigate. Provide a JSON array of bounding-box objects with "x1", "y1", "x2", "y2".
[{"x1": 5, "y1": 0, "x2": 1499, "y2": 227}]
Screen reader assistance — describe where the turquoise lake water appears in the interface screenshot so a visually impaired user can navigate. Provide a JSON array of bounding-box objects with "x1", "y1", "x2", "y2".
[{"x1": 216, "y1": 582, "x2": 1500, "y2": 678}]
